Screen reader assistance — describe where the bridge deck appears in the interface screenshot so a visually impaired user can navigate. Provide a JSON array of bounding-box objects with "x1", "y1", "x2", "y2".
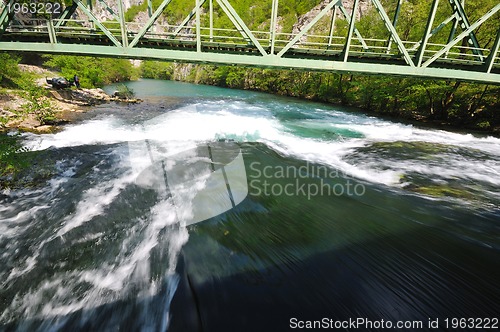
[{"x1": 0, "y1": 0, "x2": 498, "y2": 84}]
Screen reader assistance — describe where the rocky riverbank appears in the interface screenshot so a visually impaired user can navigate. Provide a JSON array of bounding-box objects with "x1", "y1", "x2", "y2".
[{"x1": 0, "y1": 65, "x2": 141, "y2": 133}]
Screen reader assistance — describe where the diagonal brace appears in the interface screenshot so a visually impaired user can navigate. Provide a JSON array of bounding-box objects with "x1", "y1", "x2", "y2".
[
  {"x1": 342, "y1": 0, "x2": 359, "y2": 62},
  {"x1": 171, "y1": 0, "x2": 207, "y2": 38},
  {"x1": 0, "y1": 0, "x2": 15, "y2": 32},
  {"x1": 485, "y1": 28, "x2": 500, "y2": 73},
  {"x1": 386, "y1": 0, "x2": 402, "y2": 53},
  {"x1": 422, "y1": 3, "x2": 500, "y2": 68},
  {"x1": 415, "y1": 0, "x2": 439, "y2": 67},
  {"x1": 216, "y1": 0, "x2": 267, "y2": 56},
  {"x1": 97, "y1": 0, "x2": 120, "y2": 22},
  {"x1": 75, "y1": 0, "x2": 122, "y2": 47},
  {"x1": 449, "y1": 0, "x2": 483, "y2": 60},
  {"x1": 278, "y1": 0, "x2": 340, "y2": 57},
  {"x1": 47, "y1": 19, "x2": 57, "y2": 44},
  {"x1": 55, "y1": 2, "x2": 77, "y2": 27},
  {"x1": 129, "y1": 0, "x2": 175, "y2": 48},
  {"x1": 337, "y1": 4, "x2": 368, "y2": 50},
  {"x1": 410, "y1": 13, "x2": 456, "y2": 51},
  {"x1": 371, "y1": 0, "x2": 414, "y2": 66}
]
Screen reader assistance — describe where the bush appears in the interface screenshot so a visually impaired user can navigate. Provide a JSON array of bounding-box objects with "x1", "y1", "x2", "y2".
[
  {"x1": 43, "y1": 55, "x2": 137, "y2": 88},
  {"x1": 0, "y1": 132, "x2": 30, "y2": 176},
  {"x1": 16, "y1": 75, "x2": 55, "y2": 125},
  {"x1": 140, "y1": 61, "x2": 174, "y2": 80}
]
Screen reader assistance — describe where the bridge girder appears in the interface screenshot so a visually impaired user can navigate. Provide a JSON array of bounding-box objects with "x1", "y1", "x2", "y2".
[{"x1": 0, "y1": 0, "x2": 498, "y2": 84}]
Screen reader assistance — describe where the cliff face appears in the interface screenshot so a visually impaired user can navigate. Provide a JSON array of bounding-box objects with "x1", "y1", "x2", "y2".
[
  {"x1": 77, "y1": 0, "x2": 366, "y2": 32},
  {"x1": 292, "y1": 0, "x2": 370, "y2": 36}
]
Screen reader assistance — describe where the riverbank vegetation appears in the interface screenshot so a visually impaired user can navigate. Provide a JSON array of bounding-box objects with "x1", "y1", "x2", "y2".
[
  {"x1": 1, "y1": 0, "x2": 499, "y2": 178},
  {"x1": 0, "y1": 54, "x2": 56, "y2": 126},
  {"x1": 136, "y1": 0, "x2": 499, "y2": 132},
  {"x1": 43, "y1": 56, "x2": 139, "y2": 88},
  {"x1": 138, "y1": 63, "x2": 499, "y2": 132}
]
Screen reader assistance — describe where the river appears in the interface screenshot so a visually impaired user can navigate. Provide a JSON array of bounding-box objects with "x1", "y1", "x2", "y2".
[{"x1": 1, "y1": 79, "x2": 499, "y2": 331}]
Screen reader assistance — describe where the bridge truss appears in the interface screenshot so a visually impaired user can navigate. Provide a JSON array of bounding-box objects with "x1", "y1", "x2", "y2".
[{"x1": 0, "y1": 0, "x2": 499, "y2": 84}]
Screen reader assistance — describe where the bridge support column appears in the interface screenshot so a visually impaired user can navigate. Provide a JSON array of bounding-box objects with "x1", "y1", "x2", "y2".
[
  {"x1": 327, "y1": 4, "x2": 338, "y2": 48},
  {"x1": 209, "y1": 0, "x2": 213, "y2": 42},
  {"x1": 485, "y1": 28, "x2": 500, "y2": 73},
  {"x1": 47, "y1": 19, "x2": 57, "y2": 44},
  {"x1": 415, "y1": 0, "x2": 439, "y2": 67},
  {"x1": 118, "y1": 0, "x2": 128, "y2": 47},
  {"x1": 386, "y1": 0, "x2": 402, "y2": 53},
  {"x1": 342, "y1": 0, "x2": 359, "y2": 62},
  {"x1": 270, "y1": 0, "x2": 278, "y2": 54}
]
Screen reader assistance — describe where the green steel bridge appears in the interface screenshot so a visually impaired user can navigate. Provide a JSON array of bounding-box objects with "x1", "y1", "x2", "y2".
[{"x1": 0, "y1": 0, "x2": 499, "y2": 84}]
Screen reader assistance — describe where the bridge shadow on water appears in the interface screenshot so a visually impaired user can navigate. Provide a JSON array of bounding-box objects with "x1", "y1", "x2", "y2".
[
  {"x1": 169, "y1": 218, "x2": 500, "y2": 332},
  {"x1": 2, "y1": 215, "x2": 499, "y2": 332},
  {"x1": 2, "y1": 143, "x2": 499, "y2": 331}
]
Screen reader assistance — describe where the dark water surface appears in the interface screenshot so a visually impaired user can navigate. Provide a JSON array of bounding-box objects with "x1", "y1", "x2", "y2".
[{"x1": 1, "y1": 79, "x2": 499, "y2": 331}]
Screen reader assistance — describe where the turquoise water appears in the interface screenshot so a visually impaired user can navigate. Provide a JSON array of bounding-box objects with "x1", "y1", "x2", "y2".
[{"x1": 1, "y1": 79, "x2": 499, "y2": 331}]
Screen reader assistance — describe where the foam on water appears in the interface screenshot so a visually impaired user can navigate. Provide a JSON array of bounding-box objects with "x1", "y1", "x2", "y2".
[
  {"x1": 6, "y1": 94, "x2": 499, "y2": 329},
  {"x1": 24, "y1": 100, "x2": 500, "y2": 189}
]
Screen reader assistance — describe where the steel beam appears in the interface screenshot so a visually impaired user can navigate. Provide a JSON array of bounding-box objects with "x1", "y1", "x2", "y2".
[
  {"x1": 47, "y1": 19, "x2": 57, "y2": 44},
  {"x1": 118, "y1": 0, "x2": 128, "y2": 47},
  {"x1": 386, "y1": 0, "x2": 402, "y2": 53},
  {"x1": 55, "y1": 2, "x2": 78, "y2": 27},
  {"x1": 147, "y1": 0, "x2": 152, "y2": 17},
  {"x1": 209, "y1": 0, "x2": 213, "y2": 41},
  {"x1": 98, "y1": 0, "x2": 120, "y2": 22},
  {"x1": 75, "y1": 0, "x2": 122, "y2": 48},
  {"x1": 371, "y1": 0, "x2": 414, "y2": 67},
  {"x1": 196, "y1": 0, "x2": 201, "y2": 52},
  {"x1": 278, "y1": 0, "x2": 339, "y2": 58},
  {"x1": 422, "y1": 3, "x2": 500, "y2": 67},
  {"x1": 485, "y1": 28, "x2": 500, "y2": 73},
  {"x1": 216, "y1": 0, "x2": 267, "y2": 56},
  {"x1": 129, "y1": 0, "x2": 174, "y2": 48},
  {"x1": 337, "y1": 4, "x2": 368, "y2": 50},
  {"x1": 449, "y1": 0, "x2": 483, "y2": 60},
  {"x1": 0, "y1": 0, "x2": 15, "y2": 33},
  {"x1": 3, "y1": 42, "x2": 499, "y2": 84},
  {"x1": 445, "y1": 13, "x2": 459, "y2": 58},
  {"x1": 270, "y1": 0, "x2": 278, "y2": 54},
  {"x1": 415, "y1": 0, "x2": 439, "y2": 67},
  {"x1": 342, "y1": 0, "x2": 358, "y2": 62},
  {"x1": 327, "y1": 5, "x2": 338, "y2": 47},
  {"x1": 410, "y1": 14, "x2": 456, "y2": 51},
  {"x1": 171, "y1": 0, "x2": 207, "y2": 38}
]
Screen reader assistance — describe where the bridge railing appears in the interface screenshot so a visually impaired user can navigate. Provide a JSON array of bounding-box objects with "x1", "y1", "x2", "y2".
[{"x1": 7, "y1": 17, "x2": 496, "y2": 69}]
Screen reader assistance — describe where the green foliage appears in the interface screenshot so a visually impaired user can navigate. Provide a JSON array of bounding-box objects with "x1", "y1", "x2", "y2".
[
  {"x1": 43, "y1": 55, "x2": 137, "y2": 88},
  {"x1": 0, "y1": 132, "x2": 30, "y2": 177},
  {"x1": 115, "y1": 84, "x2": 135, "y2": 99},
  {"x1": 16, "y1": 75, "x2": 55, "y2": 125},
  {"x1": 0, "y1": 53, "x2": 21, "y2": 87},
  {"x1": 140, "y1": 61, "x2": 174, "y2": 80}
]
